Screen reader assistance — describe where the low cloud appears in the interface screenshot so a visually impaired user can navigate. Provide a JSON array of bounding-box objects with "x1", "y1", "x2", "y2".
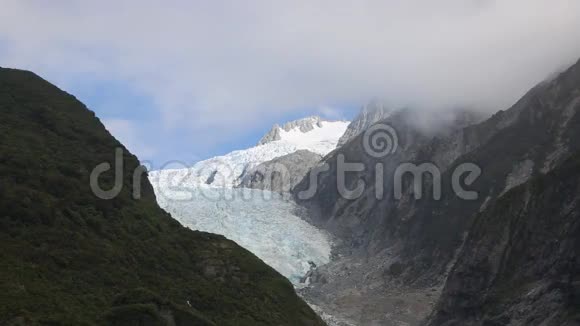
[{"x1": 2, "y1": 0, "x2": 580, "y2": 161}]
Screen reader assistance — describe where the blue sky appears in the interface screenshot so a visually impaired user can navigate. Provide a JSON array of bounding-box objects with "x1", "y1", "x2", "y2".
[{"x1": 2, "y1": 1, "x2": 580, "y2": 167}]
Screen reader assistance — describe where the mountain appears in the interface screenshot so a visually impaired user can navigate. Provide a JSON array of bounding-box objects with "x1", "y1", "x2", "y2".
[
  {"x1": 149, "y1": 116, "x2": 348, "y2": 188},
  {"x1": 293, "y1": 58, "x2": 580, "y2": 325},
  {"x1": 0, "y1": 67, "x2": 325, "y2": 325},
  {"x1": 256, "y1": 116, "x2": 349, "y2": 153},
  {"x1": 336, "y1": 101, "x2": 393, "y2": 147},
  {"x1": 259, "y1": 116, "x2": 343, "y2": 146},
  {"x1": 295, "y1": 108, "x2": 481, "y2": 325},
  {"x1": 426, "y1": 151, "x2": 580, "y2": 326}
]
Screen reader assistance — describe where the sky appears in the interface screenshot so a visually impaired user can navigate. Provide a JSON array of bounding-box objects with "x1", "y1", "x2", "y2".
[{"x1": 1, "y1": 0, "x2": 580, "y2": 167}]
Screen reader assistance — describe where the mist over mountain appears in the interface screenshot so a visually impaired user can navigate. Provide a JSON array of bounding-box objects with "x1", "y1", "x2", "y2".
[
  {"x1": 337, "y1": 101, "x2": 394, "y2": 147},
  {"x1": 292, "y1": 57, "x2": 580, "y2": 325}
]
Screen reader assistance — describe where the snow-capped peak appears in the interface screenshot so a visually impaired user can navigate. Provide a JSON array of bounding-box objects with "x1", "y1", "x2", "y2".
[
  {"x1": 149, "y1": 116, "x2": 349, "y2": 188},
  {"x1": 276, "y1": 118, "x2": 350, "y2": 155},
  {"x1": 337, "y1": 101, "x2": 393, "y2": 147},
  {"x1": 258, "y1": 116, "x2": 346, "y2": 146}
]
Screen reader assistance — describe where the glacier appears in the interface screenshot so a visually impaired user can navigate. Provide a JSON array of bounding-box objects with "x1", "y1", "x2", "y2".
[
  {"x1": 147, "y1": 116, "x2": 346, "y2": 285},
  {"x1": 148, "y1": 115, "x2": 346, "y2": 323},
  {"x1": 150, "y1": 183, "x2": 333, "y2": 284}
]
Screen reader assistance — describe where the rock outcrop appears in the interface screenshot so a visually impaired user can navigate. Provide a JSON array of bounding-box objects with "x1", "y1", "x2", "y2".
[
  {"x1": 238, "y1": 149, "x2": 323, "y2": 192},
  {"x1": 337, "y1": 101, "x2": 393, "y2": 147}
]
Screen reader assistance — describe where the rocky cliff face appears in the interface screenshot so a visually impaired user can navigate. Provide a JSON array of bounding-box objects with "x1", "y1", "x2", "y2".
[
  {"x1": 337, "y1": 101, "x2": 393, "y2": 147},
  {"x1": 294, "y1": 58, "x2": 580, "y2": 325},
  {"x1": 297, "y1": 108, "x2": 482, "y2": 325},
  {"x1": 238, "y1": 150, "x2": 322, "y2": 192},
  {"x1": 427, "y1": 152, "x2": 580, "y2": 326},
  {"x1": 0, "y1": 67, "x2": 325, "y2": 326}
]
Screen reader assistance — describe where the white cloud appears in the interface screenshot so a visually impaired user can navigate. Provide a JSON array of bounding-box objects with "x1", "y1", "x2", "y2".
[
  {"x1": 317, "y1": 106, "x2": 347, "y2": 121},
  {"x1": 1, "y1": 0, "x2": 580, "y2": 160}
]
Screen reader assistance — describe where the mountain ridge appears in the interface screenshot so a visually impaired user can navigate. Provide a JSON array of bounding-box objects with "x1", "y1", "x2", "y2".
[
  {"x1": 336, "y1": 101, "x2": 393, "y2": 147},
  {"x1": 259, "y1": 116, "x2": 344, "y2": 145},
  {"x1": 0, "y1": 67, "x2": 325, "y2": 325}
]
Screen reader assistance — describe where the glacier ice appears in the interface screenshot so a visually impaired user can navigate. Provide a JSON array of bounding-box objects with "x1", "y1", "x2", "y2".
[
  {"x1": 151, "y1": 184, "x2": 333, "y2": 285},
  {"x1": 147, "y1": 116, "x2": 345, "y2": 285}
]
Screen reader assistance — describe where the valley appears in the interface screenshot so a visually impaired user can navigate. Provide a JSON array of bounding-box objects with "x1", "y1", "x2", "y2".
[{"x1": 146, "y1": 58, "x2": 580, "y2": 325}]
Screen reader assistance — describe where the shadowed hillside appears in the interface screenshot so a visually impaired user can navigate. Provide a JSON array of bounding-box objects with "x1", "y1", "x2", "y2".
[
  {"x1": 294, "y1": 58, "x2": 580, "y2": 324},
  {"x1": 427, "y1": 151, "x2": 580, "y2": 325},
  {"x1": 0, "y1": 67, "x2": 325, "y2": 326}
]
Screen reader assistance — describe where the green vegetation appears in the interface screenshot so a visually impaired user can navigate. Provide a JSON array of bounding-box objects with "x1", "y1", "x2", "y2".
[{"x1": 0, "y1": 67, "x2": 324, "y2": 325}]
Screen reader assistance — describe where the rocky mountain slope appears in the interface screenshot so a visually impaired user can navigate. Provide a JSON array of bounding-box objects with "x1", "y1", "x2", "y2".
[
  {"x1": 426, "y1": 151, "x2": 580, "y2": 326},
  {"x1": 294, "y1": 58, "x2": 580, "y2": 325},
  {"x1": 0, "y1": 67, "x2": 325, "y2": 325},
  {"x1": 297, "y1": 108, "x2": 482, "y2": 325},
  {"x1": 238, "y1": 149, "x2": 323, "y2": 192},
  {"x1": 337, "y1": 101, "x2": 393, "y2": 147}
]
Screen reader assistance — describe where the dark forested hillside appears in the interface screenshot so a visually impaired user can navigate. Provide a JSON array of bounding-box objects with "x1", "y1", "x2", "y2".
[{"x1": 0, "y1": 67, "x2": 324, "y2": 326}]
